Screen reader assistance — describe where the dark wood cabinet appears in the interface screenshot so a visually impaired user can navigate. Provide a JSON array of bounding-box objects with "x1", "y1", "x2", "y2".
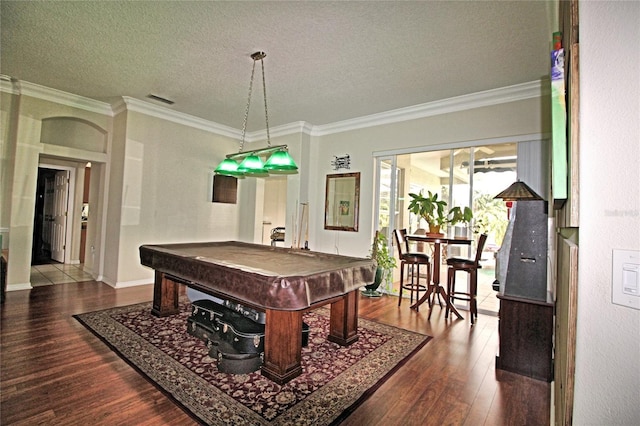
[{"x1": 495, "y1": 294, "x2": 554, "y2": 382}]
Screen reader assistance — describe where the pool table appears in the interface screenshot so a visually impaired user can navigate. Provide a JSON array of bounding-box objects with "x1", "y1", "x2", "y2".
[{"x1": 139, "y1": 241, "x2": 376, "y2": 384}]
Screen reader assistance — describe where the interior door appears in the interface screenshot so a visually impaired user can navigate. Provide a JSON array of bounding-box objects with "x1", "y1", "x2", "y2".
[
  {"x1": 42, "y1": 174, "x2": 55, "y2": 257},
  {"x1": 51, "y1": 170, "x2": 69, "y2": 263}
]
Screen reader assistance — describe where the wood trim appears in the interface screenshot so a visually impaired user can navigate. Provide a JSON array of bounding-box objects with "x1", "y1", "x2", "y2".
[
  {"x1": 554, "y1": 2, "x2": 580, "y2": 424},
  {"x1": 566, "y1": 42, "x2": 580, "y2": 227},
  {"x1": 557, "y1": 0, "x2": 580, "y2": 228},
  {"x1": 555, "y1": 236, "x2": 579, "y2": 425}
]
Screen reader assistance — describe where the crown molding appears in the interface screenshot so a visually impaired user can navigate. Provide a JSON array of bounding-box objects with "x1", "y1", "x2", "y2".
[
  {"x1": 0, "y1": 79, "x2": 114, "y2": 115},
  {"x1": 0, "y1": 78, "x2": 242, "y2": 140},
  {"x1": 0, "y1": 76, "x2": 19, "y2": 95},
  {"x1": 311, "y1": 80, "x2": 548, "y2": 136},
  {"x1": 237, "y1": 80, "x2": 547, "y2": 139},
  {"x1": 116, "y1": 97, "x2": 241, "y2": 140},
  {"x1": 244, "y1": 121, "x2": 314, "y2": 143},
  {"x1": 2, "y1": 77, "x2": 547, "y2": 141}
]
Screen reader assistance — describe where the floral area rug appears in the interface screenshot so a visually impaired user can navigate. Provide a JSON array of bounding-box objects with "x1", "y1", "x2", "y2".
[{"x1": 75, "y1": 301, "x2": 431, "y2": 425}]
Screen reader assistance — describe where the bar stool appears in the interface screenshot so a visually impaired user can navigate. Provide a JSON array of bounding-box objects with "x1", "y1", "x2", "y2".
[
  {"x1": 445, "y1": 234, "x2": 488, "y2": 324},
  {"x1": 393, "y1": 229, "x2": 431, "y2": 310}
]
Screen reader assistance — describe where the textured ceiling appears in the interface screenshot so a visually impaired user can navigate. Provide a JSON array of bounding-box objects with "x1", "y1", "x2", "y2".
[{"x1": 1, "y1": 1, "x2": 554, "y2": 132}]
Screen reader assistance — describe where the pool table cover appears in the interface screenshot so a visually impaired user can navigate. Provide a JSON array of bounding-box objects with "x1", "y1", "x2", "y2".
[{"x1": 139, "y1": 241, "x2": 376, "y2": 311}]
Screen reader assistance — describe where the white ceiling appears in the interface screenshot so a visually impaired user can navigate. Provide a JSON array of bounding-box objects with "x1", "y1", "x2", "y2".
[{"x1": 1, "y1": 1, "x2": 555, "y2": 132}]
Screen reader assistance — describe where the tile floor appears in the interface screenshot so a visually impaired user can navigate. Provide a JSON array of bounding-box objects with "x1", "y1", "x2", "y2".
[{"x1": 30, "y1": 263, "x2": 94, "y2": 286}]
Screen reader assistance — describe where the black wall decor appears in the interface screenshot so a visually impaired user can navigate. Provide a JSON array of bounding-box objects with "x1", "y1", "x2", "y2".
[
  {"x1": 331, "y1": 155, "x2": 351, "y2": 170},
  {"x1": 212, "y1": 174, "x2": 237, "y2": 204}
]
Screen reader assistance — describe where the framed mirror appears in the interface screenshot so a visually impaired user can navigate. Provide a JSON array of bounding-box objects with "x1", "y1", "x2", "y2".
[{"x1": 324, "y1": 172, "x2": 360, "y2": 232}]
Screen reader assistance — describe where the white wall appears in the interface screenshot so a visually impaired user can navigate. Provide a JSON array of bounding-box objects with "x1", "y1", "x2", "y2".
[
  {"x1": 0, "y1": 92, "x2": 111, "y2": 289},
  {"x1": 309, "y1": 97, "x2": 548, "y2": 258},
  {"x1": 574, "y1": 2, "x2": 640, "y2": 424},
  {"x1": 107, "y1": 110, "x2": 242, "y2": 286},
  {"x1": 0, "y1": 91, "x2": 18, "y2": 250}
]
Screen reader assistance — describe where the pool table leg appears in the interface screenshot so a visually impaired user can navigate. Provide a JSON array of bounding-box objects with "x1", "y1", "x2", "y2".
[
  {"x1": 328, "y1": 290, "x2": 359, "y2": 346},
  {"x1": 262, "y1": 309, "x2": 303, "y2": 384},
  {"x1": 151, "y1": 271, "x2": 180, "y2": 317}
]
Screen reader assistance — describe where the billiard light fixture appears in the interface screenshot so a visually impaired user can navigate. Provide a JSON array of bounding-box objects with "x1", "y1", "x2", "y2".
[{"x1": 214, "y1": 51, "x2": 298, "y2": 178}]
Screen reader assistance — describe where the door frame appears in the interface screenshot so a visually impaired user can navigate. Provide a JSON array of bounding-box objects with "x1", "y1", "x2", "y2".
[{"x1": 38, "y1": 163, "x2": 76, "y2": 264}]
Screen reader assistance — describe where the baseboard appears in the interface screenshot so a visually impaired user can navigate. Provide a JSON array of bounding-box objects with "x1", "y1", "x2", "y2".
[
  {"x1": 113, "y1": 278, "x2": 154, "y2": 289},
  {"x1": 7, "y1": 282, "x2": 33, "y2": 291}
]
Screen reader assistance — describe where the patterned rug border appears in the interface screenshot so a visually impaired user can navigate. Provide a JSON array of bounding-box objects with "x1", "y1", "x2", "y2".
[{"x1": 74, "y1": 302, "x2": 431, "y2": 425}]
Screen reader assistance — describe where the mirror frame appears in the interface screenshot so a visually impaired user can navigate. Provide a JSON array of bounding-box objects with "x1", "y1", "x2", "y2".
[{"x1": 324, "y1": 172, "x2": 360, "y2": 232}]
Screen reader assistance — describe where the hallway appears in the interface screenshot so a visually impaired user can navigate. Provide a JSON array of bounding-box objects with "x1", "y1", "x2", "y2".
[{"x1": 30, "y1": 263, "x2": 93, "y2": 286}]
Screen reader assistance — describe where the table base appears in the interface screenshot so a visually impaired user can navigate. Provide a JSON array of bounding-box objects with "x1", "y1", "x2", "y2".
[{"x1": 151, "y1": 272, "x2": 360, "y2": 384}]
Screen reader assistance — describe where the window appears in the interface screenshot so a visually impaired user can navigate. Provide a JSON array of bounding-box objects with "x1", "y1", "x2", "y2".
[{"x1": 375, "y1": 142, "x2": 526, "y2": 313}]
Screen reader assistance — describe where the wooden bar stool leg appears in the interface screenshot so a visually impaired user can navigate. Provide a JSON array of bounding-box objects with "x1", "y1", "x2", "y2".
[
  {"x1": 414, "y1": 264, "x2": 421, "y2": 305},
  {"x1": 398, "y1": 262, "x2": 405, "y2": 307},
  {"x1": 409, "y1": 265, "x2": 414, "y2": 304},
  {"x1": 445, "y1": 268, "x2": 453, "y2": 319},
  {"x1": 411, "y1": 264, "x2": 417, "y2": 310},
  {"x1": 470, "y1": 270, "x2": 478, "y2": 324}
]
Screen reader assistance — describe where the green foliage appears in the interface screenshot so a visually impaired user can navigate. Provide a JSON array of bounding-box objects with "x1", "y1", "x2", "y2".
[
  {"x1": 369, "y1": 231, "x2": 397, "y2": 272},
  {"x1": 407, "y1": 191, "x2": 448, "y2": 228},
  {"x1": 448, "y1": 206, "x2": 473, "y2": 226},
  {"x1": 472, "y1": 193, "x2": 509, "y2": 244}
]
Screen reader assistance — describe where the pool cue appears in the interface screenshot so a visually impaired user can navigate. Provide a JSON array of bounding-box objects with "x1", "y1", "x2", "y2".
[
  {"x1": 297, "y1": 203, "x2": 305, "y2": 250},
  {"x1": 302, "y1": 203, "x2": 309, "y2": 250}
]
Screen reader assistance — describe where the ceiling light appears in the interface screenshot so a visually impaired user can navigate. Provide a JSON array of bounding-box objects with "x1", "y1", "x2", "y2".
[
  {"x1": 214, "y1": 51, "x2": 298, "y2": 178},
  {"x1": 264, "y1": 149, "x2": 299, "y2": 173},
  {"x1": 238, "y1": 154, "x2": 268, "y2": 176},
  {"x1": 214, "y1": 158, "x2": 244, "y2": 178}
]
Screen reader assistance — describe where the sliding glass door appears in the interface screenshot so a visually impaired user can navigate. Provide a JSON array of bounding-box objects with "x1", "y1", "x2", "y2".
[
  {"x1": 375, "y1": 142, "x2": 521, "y2": 313},
  {"x1": 374, "y1": 156, "x2": 399, "y2": 293}
]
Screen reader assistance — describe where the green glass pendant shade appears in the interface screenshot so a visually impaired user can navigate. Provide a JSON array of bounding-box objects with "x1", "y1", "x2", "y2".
[
  {"x1": 264, "y1": 150, "x2": 299, "y2": 173},
  {"x1": 214, "y1": 158, "x2": 245, "y2": 177},
  {"x1": 238, "y1": 154, "x2": 268, "y2": 176}
]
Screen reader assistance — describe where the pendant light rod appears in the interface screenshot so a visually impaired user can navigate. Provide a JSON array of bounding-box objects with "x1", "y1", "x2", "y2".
[
  {"x1": 226, "y1": 144, "x2": 291, "y2": 160},
  {"x1": 214, "y1": 51, "x2": 298, "y2": 177},
  {"x1": 237, "y1": 52, "x2": 261, "y2": 153},
  {"x1": 255, "y1": 52, "x2": 271, "y2": 147}
]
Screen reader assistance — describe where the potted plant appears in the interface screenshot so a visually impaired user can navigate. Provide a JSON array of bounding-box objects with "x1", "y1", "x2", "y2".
[
  {"x1": 448, "y1": 206, "x2": 473, "y2": 239},
  {"x1": 407, "y1": 191, "x2": 448, "y2": 235},
  {"x1": 363, "y1": 231, "x2": 396, "y2": 297}
]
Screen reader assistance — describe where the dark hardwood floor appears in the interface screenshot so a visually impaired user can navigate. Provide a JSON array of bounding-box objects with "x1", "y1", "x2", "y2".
[{"x1": 0, "y1": 281, "x2": 550, "y2": 425}]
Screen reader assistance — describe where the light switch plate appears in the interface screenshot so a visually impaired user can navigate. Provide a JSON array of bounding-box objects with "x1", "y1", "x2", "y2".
[{"x1": 612, "y1": 249, "x2": 640, "y2": 310}]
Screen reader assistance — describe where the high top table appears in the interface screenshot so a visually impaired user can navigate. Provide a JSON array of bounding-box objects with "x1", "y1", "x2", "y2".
[
  {"x1": 405, "y1": 235, "x2": 472, "y2": 319},
  {"x1": 140, "y1": 241, "x2": 376, "y2": 384}
]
